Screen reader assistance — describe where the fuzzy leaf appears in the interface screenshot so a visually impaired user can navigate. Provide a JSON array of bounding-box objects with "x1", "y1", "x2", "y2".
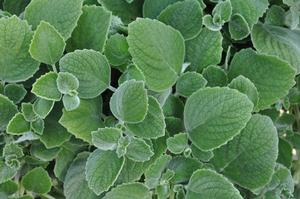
[
  {"x1": 92, "y1": 127, "x2": 122, "y2": 150},
  {"x1": 103, "y1": 182, "x2": 151, "y2": 199},
  {"x1": 0, "y1": 94, "x2": 17, "y2": 131},
  {"x1": 176, "y1": 72, "x2": 207, "y2": 98},
  {"x1": 22, "y1": 167, "x2": 52, "y2": 194}
]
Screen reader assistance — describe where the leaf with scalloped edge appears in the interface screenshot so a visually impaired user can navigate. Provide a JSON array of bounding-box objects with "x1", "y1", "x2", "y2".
[
  {"x1": 0, "y1": 94, "x2": 17, "y2": 131},
  {"x1": 176, "y1": 72, "x2": 207, "y2": 98},
  {"x1": 6, "y1": 113, "x2": 30, "y2": 135},
  {"x1": 103, "y1": 182, "x2": 151, "y2": 199}
]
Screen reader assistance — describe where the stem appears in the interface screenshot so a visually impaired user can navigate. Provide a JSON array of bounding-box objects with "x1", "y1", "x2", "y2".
[
  {"x1": 51, "y1": 64, "x2": 57, "y2": 73},
  {"x1": 1, "y1": 80, "x2": 5, "y2": 87},
  {"x1": 224, "y1": 46, "x2": 231, "y2": 71},
  {"x1": 108, "y1": 85, "x2": 117, "y2": 92}
]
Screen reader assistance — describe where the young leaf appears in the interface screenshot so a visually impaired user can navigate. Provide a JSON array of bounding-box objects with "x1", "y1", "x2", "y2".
[
  {"x1": 103, "y1": 182, "x2": 151, "y2": 199},
  {"x1": 228, "y1": 49, "x2": 296, "y2": 110},
  {"x1": 176, "y1": 72, "x2": 207, "y2": 98},
  {"x1": 56, "y1": 72, "x2": 79, "y2": 95},
  {"x1": 62, "y1": 95, "x2": 80, "y2": 111},
  {"x1": 29, "y1": 21, "x2": 65, "y2": 65},
  {"x1": 33, "y1": 98, "x2": 55, "y2": 119},
  {"x1": 0, "y1": 16, "x2": 39, "y2": 82},
  {"x1": 59, "y1": 97, "x2": 104, "y2": 143},
  {"x1": 3, "y1": 143, "x2": 24, "y2": 158},
  {"x1": 127, "y1": 18, "x2": 185, "y2": 91},
  {"x1": 30, "y1": 118, "x2": 44, "y2": 135},
  {"x1": 211, "y1": 114, "x2": 278, "y2": 192},
  {"x1": 24, "y1": 0, "x2": 84, "y2": 39},
  {"x1": 67, "y1": 5, "x2": 112, "y2": 52},
  {"x1": 184, "y1": 87, "x2": 253, "y2": 151},
  {"x1": 30, "y1": 142, "x2": 60, "y2": 161},
  {"x1": 110, "y1": 80, "x2": 148, "y2": 123},
  {"x1": 4, "y1": 84, "x2": 27, "y2": 104},
  {"x1": 118, "y1": 64, "x2": 145, "y2": 85},
  {"x1": 32, "y1": 72, "x2": 62, "y2": 101},
  {"x1": 125, "y1": 137, "x2": 154, "y2": 162},
  {"x1": 0, "y1": 160, "x2": 17, "y2": 184},
  {"x1": 158, "y1": 0, "x2": 203, "y2": 40},
  {"x1": 21, "y1": 167, "x2": 52, "y2": 194},
  {"x1": 167, "y1": 133, "x2": 188, "y2": 154},
  {"x1": 85, "y1": 149, "x2": 125, "y2": 195},
  {"x1": 0, "y1": 94, "x2": 17, "y2": 131},
  {"x1": 21, "y1": 103, "x2": 38, "y2": 122},
  {"x1": 186, "y1": 28, "x2": 223, "y2": 72},
  {"x1": 59, "y1": 49, "x2": 111, "y2": 99},
  {"x1": 91, "y1": 127, "x2": 122, "y2": 150},
  {"x1": 127, "y1": 96, "x2": 165, "y2": 139},
  {"x1": 6, "y1": 113, "x2": 30, "y2": 135},
  {"x1": 229, "y1": 14, "x2": 250, "y2": 40},
  {"x1": 202, "y1": 65, "x2": 228, "y2": 87},
  {"x1": 186, "y1": 169, "x2": 243, "y2": 199}
]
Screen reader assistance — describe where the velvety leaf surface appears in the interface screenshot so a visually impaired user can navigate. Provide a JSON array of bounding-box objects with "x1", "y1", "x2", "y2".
[
  {"x1": 103, "y1": 182, "x2": 151, "y2": 199},
  {"x1": 0, "y1": 94, "x2": 17, "y2": 131}
]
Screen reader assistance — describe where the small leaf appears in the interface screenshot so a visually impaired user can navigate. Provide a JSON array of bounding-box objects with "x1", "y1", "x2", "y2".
[
  {"x1": 60, "y1": 49, "x2": 111, "y2": 99},
  {"x1": 91, "y1": 127, "x2": 122, "y2": 150},
  {"x1": 3, "y1": 143, "x2": 23, "y2": 158},
  {"x1": 167, "y1": 133, "x2": 188, "y2": 154},
  {"x1": 127, "y1": 18, "x2": 185, "y2": 91},
  {"x1": 176, "y1": 72, "x2": 207, "y2": 97},
  {"x1": 30, "y1": 118, "x2": 44, "y2": 135},
  {"x1": 0, "y1": 94, "x2": 17, "y2": 131},
  {"x1": 202, "y1": 65, "x2": 228, "y2": 87},
  {"x1": 0, "y1": 160, "x2": 17, "y2": 184},
  {"x1": 33, "y1": 98, "x2": 55, "y2": 119},
  {"x1": 110, "y1": 80, "x2": 148, "y2": 123},
  {"x1": 103, "y1": 182, "x2": 151, "y2": 199},
  {"x1": 62, "y1": 95, "x2": 80, "y2": 111},
  {"x1": 212, "y1": 0, "x2": 232, "y2": 23},
  {"x1": 191, "y1": 144, "x2": 214, "y2": 162},
  {"x1": 127, "y1": 96, "x2": 165, "y2": 139},
  {"x1": 85, "y1": 149, "x2": 124, "y2": 195},
  {"x1": 6, "y1": 113, "x2": 30, "y2": 135},
  {"x1": 184, "y1": 87, "x2": 253, "y2": 151},
  {"x1": 118, "y1": 64, "x2": 145, "y2": 85},
  {"x1": 29, "y1": 21, "x2": 65, "y2": 65},
  {"x1": 4, "y1": 84, "x2": 27, "y2": 104},
  {"x1": 21, "y1": 103, "x2": 38, "y2": 122},
  {"x1": 30, "y1": 142, "x2": 60, "y2": 161},
  {"x1": 125, "y1": 137, "x2": 154, "y2": 162},
  {"x1": 22, "y1": 167, "x2": 52, "y2": 194},
  {"x1": 0, "y1": 180, "x2": 18, "y2": 195},
  {"x1": 56, "y1": 72, "x2": 79, "y2": 95},
  {"x1": 186, "y1": 169, "x2": 243, "y2": 199},
  {"x1": 229, "y1": 14, "x2": 250, "y2": 40},
  {"x1": 32, "y1": 72, "x2": 62, "y2": 101}
]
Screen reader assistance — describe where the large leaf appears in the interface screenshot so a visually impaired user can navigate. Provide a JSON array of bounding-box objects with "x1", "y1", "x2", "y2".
[
  {"x1": 211, "y1": 114, "x2": 278, "y2": 192},
  {"x1": 0, "y1": 94, "x2": 17, "y2": 131},
  {"x1": 64, "y1": 153, "x2": 98, "y2": 199},
  {"x1": 59, "y1": 97, "x2": 104, "y2": 143},
  {"x1": 127, "y1": 96, "x2": 165, "y2": 139},
  {"x1": 186, "y1": 169, "x2": 243, "y2": 199},
  {"x1": 85, "y1": 149, "x2": 124, "y2": 195},
  {"x1": 24, "y1": 0, "x2": 83, "y2": 39},
  {"x1": 184, "y1": 87, "x2": 253, "y2": 151},
  {"x1": 67, "y1": 5, "x2": 112, "y2": 52},
  {"x1": 0, "y1": 16, "x2": 39, "y2": 82},
  {"x1": 110, "y1": 80, "x2": 148, "y2": 123},
  {"x1": 185, "y1": 28, "x2": 223, "y2": 72},
  {"x1": 127, "y1": 18, "x2": 185, "y2": 91},
  {"x1": 60, "y1": 49, "x2": 111, "y2": 99},
  {"x1": 252, "y1": 23, "x2": 300, "y2": 73},
  {"x1": 228, "y1": 49, "x2": 296, "y2": 110},
  {"x1": 103, "y1": 182, "x2": 151, "y2": 199}
]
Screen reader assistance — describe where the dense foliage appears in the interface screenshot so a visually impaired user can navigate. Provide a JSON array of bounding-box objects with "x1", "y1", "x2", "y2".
[{"x1": 0, "y1": 0, "x2": 300, "y2": 198}]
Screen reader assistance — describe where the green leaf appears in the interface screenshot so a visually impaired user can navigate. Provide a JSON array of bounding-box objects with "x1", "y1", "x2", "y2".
[
  {"x1": 0, "y1": 180, "x2": 18, "y2": 195},
  {"x1": 265, "y1": 5, "x2": 286, "y2": 26},
  {"x1": 92, "y1": 127, "x2": 122, "y2": 150},
  {"x1": 191, "y1": 144, "x2": 214, "y2": 162},
  {"x1": 184, "y1": 87, "x2": 253, "y2": 151},
  {"x1": 127, "y1": 18, "x2": 185, "y2": 91},
  {"x1": 62, "y1": 95, "x2": 80, "y2": 111},
  {"x1": 104, "y1": 33, "x2": 131, "y2": 66},
  {"x1": 98, "y1": 0, "x2": 143, "y2": 24},
  {"x1": 85, "y1": 149, "x2": 125, "y2": 195},
  {"x1": 211, "y1": 114, "x2": 278, "y2": 192},
  {"x1": 127, "y1": 96, "x2": 165, "y2": 139},
  {"x1": 33, "y1": 98, "x2": 55, "y2": 119},
  {"x1": 29, "y1": 21, "x2": 65, "y2": 65},
  {"x1": 202, "y1": 65, "x2": 228, "y2": 87},
  {"x1": 21, "y1": 167, "x2": 52, "y2": 194},
  {"x1": 158, "y1": 0, "x2": 203, "y2": 40},
  {"x1": 186, "y1": 28, "x2": 223, "y2": 72},
  {"x1": 64, "y1": 152, "x2": 98, "y2": 199},
  {"x1": 125, "y1": 137, "x2": 154, "y2": 162},
  {"x1": 56, "y1": 72, "x2": 79, "y2": 95},
  {"x1": 0, "y1": 16, "x2": 39, "y2": 82},
  {"x1": 143, "y1": 0, "x2": 181, "y2": 19},
  {"x1": 203, "y1": 15, "x2": 222, "y2": 31},
  {"x1": 0, "y1": 94, "x2": 17, "y2": 131},
  {"x1": 212, "y1": 0, "x2": 232, "y2": 23},
  {"x1": 277, "y1": 139, "x2": 293, "y2": 168},
  {"x1": 228, "y1": 49, "x2": 296, "y2": 110},
  {"x1": 167, "y1": 133, "x2": 188, "y2": 154},
  {"x1": 118, "y1": 64, "x2": 145, "y2": 85},
  {"x1": 21, "y1": 103, "x2": 38, "y2": 122},
  {"x1": 3, "y1": 0, "x2": 30, "y2": 15},
  {"x1": 30, "y1": 118, "x2": 44, "y2": 135},
  {"x1": 110, "y1": 80, "x2": 148, "y2": 123},
  {"x1": 59, "y1": 97, "x2": 104, "y2": 143},
  {"x1": 6, "y1": 113, "x2": 30, "y2": 135},
  {"x1": 4, "y1": 84, "x2": 26, "y2": 104},
  {"x1": 176, "y1": 72, "x2": 207, "y2": 98},
  {"x1": 228, "y1": 14, "x2": 250, "y2": 40},
  {"x1": 0, "y1": 160, "x2": 17, "y2": 184},
  {"x1": 32, "y1": 72, "x2": 62, "y2": 101},
  {"x1": 30, "y1": 142, "x2": 60, "y2": 161},
  {"x1": 186, "y1": 169, "x2": 243, "y2": 199},
  {"x1": 163, "y1": 95, "x2": 184, "y2": 118},
  {"x1": 228, "y1": 75, "x2": 259, "y2": 109},
  {"x1": 24, "y1": 0, "x2": 84, "y2": 39},
  {"x1": 252, "y1": 23, "x2": 300, "y2": 73},
  {"x1": 3, "y1": 143, "x2": 23, "y2": 158},
  {"x1": 60, "y1": 49, "x2": 111, "y2": 99},
  {"x1": 103, "y1": 182, "x2": 151, "y2": 199},
  {"x1": 145, "y1": 154, "x2": 172, "y2": 189},
  {"x1": 67, "y1": 5, "x2": 112, "y2": 52}
]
